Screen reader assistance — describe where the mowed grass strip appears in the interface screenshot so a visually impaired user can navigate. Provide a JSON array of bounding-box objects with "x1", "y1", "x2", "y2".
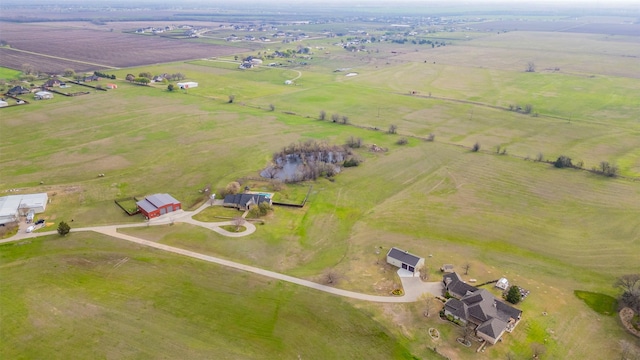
[
  {"x1": 574, "y1": 290, "x2": 618, "y2": 316},
  {"x1": 0, "y1": 233, "x2": 417, "y2": 359}
]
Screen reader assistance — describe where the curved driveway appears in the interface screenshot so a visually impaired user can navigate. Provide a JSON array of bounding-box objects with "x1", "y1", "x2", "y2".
[{"x1": 1, "y1": 204, "x2": 442, "y2": 303}]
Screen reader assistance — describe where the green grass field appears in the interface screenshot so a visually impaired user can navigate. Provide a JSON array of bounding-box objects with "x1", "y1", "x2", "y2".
[
  {"x1": 1, "y1": 16, "x2": 639, "y2": 360},
  {"x1": 574, "y1": 290, "x2": 618, "y2": 316}
]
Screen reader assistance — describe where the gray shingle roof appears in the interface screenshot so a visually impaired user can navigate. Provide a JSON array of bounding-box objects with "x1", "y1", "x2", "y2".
[
  {"x1": 387, "y1": 247, "x2": 423, "y2": 267},
  {"x1": 476, "y1": 318, "x2": 508, "y2": 340}
]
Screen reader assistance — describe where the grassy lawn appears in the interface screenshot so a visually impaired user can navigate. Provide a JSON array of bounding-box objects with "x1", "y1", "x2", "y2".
[
  {"x1": 0, "y1": 233, "x2": 417, "y2": 359},
  {"x1": 574, "y1": 290, "x2": 618, "y2": 316}
]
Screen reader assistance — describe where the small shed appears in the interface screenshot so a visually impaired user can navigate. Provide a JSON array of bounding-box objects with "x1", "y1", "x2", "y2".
[
  {"x1": 496, "y1": 277, "x2": 510, "y2": 290},
  {"x1": 34, "y1": 91, "x2": 53, "y2": 100},
  {"x1": 177, "y1": 82, "x2": 198, "y2": 89},
  {"x1": 0, "y1": 100, "x2": 8, "y2": 108},
  {"x1": 106, "y1": 83, "x2": 117, "y2": 89},
  {"x1": 386, "y1": 247, "x2": 425, "y2": 275},
  {"x1": 136, "y1": 193, "x2": 181, "y2": 219},
  {"x1": 441, "y1": 264, "x2": 454, "y2": 273}
]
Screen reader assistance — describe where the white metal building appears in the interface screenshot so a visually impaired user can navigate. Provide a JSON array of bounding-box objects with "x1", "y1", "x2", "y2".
[
  {"x1": 34, "y1": 91, "x2": 53, "y2": 100},
  {"x1": 177, "y1": 82, "x2": 198, "y2": 89},
  {"x1": 0, "y1": 193, "x2": 49, "y2": 225}
]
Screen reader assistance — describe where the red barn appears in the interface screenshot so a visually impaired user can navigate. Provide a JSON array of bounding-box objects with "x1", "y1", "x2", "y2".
[{"x1": 136, "y1": 194, "x2": 181, "y2": 219}]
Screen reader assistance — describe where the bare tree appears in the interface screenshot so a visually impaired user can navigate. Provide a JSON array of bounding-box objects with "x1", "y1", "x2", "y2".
[
  {"x1": 228, "y1": 94, "x2": 235, "y2": 103},
  {"x1": 472, "y1": 142, "x2": 480, "y2": 152},
  {"x1": 419, "y1": 294, "x2": 437, "y2": 317},
  {"x1": 331, "y1": 113, "x2": 339, "y2": 123},
  {"x1": 418, "y1": 265, "x2": 429, "y2": 281},
  {"x1": 426, "y1": 133, "x2": 435, "y2": 142},
  {"x1": 526, "y1": 61, "x2": 536, "y2": 72},
  {"x1": 268, "y1": 103, "x2": 275, "y2": 111},
  {"x1": 536, "y1": 152, "x2": 544, "y2": 162},
  {"x1": 225, "y1": 181, "x2": 241, "y2": 195},
  {"x1": 323, "y1": 269, "x2": 341, "y2": 285},
  {"x1": 341, "y1": 115, "x2": 349, "y2": 124},
  {"x1": 388, "y1": 124, "x2": 397, "y2": 134},
  {"x1": 319, "y1": 110, "x2": 326, "y2": 120},
  {"x1": 21, "y1": 63, "x2": 36, "y2": 76},
  {"x1": 232, "y1": 216, "x2": 245, "y2": 232},
  {"x1": 458, "y1": 325, "x2": 475, "y2": 346},
  {"x1": 463, "y1": 262, "x2": 471, "y2": 275},
  {"x1": 615, "y1": 274, "x2": 640, "y2": 293}
]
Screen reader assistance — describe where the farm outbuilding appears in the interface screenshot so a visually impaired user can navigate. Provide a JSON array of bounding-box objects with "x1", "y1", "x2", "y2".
[
  {"x1": 136, "y1": 193, "x2": 181, "y2": 219},
  {"x1": 0, "y1": 193, "x2": 48, "y2": 225},
  {"x1": 106, "y1": 83, "x2": 117, "y2": 89},
  {"x1": 34, "y1": 91, "x2": 53, "y2": 100},
  {"x1": 386, "y1": 247, "x2": 425, "y2": 276},
  {"x1": 0, "y1": 100, "x2": 8, "y2": 108},
  {"x1": 177, "y1": 82, "x2": 198, "y2": 89}
]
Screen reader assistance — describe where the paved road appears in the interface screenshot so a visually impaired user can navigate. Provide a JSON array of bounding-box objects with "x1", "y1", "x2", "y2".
[{"x1": 1, "y1": 204, "x2": 442, "y2": 303}]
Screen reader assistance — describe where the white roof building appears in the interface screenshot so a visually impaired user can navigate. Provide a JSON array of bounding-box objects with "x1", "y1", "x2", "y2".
[
  {"x1": 0, "y1": 193, "x2": 49, "y2": 224},
  {"x1": 496, "y1": 277, "x2": 510, "y2": 290},
  {"x1": 34, "y1": 91, "x2": 53, "y2": 100}
]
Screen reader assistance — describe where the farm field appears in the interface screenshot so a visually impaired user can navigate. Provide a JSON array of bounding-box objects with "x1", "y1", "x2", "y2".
[
  {"x1": 1, "y1": 6, "x2": 640, "y2": 360},
  {"x1": 0, "y1": 22, "x2": 246, "y2": 73}
]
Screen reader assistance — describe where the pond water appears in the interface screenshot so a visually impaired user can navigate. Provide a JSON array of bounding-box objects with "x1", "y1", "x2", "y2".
[{"x1": 261, "y1": 153, "x2": 343, "y2": 182}]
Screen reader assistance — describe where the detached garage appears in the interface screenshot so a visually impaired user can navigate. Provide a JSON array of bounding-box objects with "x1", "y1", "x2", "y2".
[
  {"x1": 136, "y1": 193, "x2": 181, "y2": 219},
  {"x1": 0, "y1": 193, "x2": 48, "y2": 225},
  {"x1": 386, "y1": 247, "x2": 425, "y2": 276}
]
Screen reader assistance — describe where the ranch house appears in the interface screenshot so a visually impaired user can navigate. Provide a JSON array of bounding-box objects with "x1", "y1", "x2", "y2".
[
  {"x1": 443, "y1": 272, "x2": 522, "y2": 345},
  {"x1": 386, "y1": 247, "x2": 425, "y2": 276},
  {"x1": 136, "y1": 193, "x2": 181, "y2": 219},
  {"x1": 223, "y1": 193, "x2": 271, "y2": 211}
]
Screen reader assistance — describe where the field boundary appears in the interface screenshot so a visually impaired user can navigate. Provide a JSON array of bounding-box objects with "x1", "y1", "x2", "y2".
[{"x1": 114, "y1": 197, "x2": 141, "y2": 216}]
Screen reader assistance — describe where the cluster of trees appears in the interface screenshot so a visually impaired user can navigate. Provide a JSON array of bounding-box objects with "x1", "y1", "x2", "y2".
[
  {"x1": 508, "y1": 103, "x2": 533, "y2": 114},
  {"x1": 248, "y1": 202, "x2": 272, "y2": 218},
  {"x1": 554, "y1": 156, "x2": 618, "y2": 177},
  {"x1": 94, "y1": 71, "x2": 116, "y2": 79},
  {"x1": 316, "y1": 110, "x2": 348, "y2": 124}
]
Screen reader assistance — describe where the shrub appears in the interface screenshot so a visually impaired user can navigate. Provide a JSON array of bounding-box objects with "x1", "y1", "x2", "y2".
[
  {"x1": 396, "y1": 137, "x2": 408, "y2": 145},
  {"x1": 554, "y1": 155, "x2": 573, "y2": 168},
  {"x1": 472, "y1": 142, "x2": 481, "y2": 152}
]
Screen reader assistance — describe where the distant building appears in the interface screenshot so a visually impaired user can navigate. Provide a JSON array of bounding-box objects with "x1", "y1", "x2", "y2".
[
  {"x1": 7, "y1": 86, "x2": 31, "y2": 96},
  {"x1": 0, "y1": 100, "x2": 8, "y2": 108},
  {"x1": 136, "y1": 194, "x2": 181, "y2": 219},
  {"x1": 0, "y1": 193, "x2": 48, "y2": 225},
  {"x1": 177, "y1": 82, "x2": 198, "y2": 89},
  {"x1": 106, "y1": 84, "x2": 118, "y2": 89},
  {"x1": 34, "y1": 91, "x2": 53, "y2": 100}
]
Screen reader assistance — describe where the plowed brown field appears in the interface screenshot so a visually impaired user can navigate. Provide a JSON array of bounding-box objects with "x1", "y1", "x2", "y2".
[{"x1": 0, "y1": 22, "x2": 246, "y2": 73}]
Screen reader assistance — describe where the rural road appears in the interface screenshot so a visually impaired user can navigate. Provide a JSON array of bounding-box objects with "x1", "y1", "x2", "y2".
[{"x1": 2, "y1": 204, "x2": 442, "y2": 303}]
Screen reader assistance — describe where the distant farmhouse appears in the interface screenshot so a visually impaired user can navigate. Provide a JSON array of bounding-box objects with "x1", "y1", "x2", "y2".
[
  {"x1": 443, "y1": 272, "x2": 522, "y2": 345},
  {"x1": 386, "y1": 247, "x2": 425, "y2": 276},
  {"x1": 136, "y1": 194, "x2": 181, "y2": 219},
  {"x1": 0, "y1": 193, "x2": 48, "y2": 225},
  {"x1": 7, "y1": 86, "x2": 31, "y2": 96},
  {"x1": 223, "y1": 193, "x2": 272, "y2": 211},
  {"x1": 177, "y1": 82, "x2": 198, "y2": 89}
]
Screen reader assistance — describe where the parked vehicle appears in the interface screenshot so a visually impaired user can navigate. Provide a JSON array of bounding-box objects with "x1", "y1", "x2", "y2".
[
  {"x1": 26, "y1": 225, "x2": 36, "y2": 233},
  {"x1": 35, "y1": 219, "x2": 45, "y2": 225}
]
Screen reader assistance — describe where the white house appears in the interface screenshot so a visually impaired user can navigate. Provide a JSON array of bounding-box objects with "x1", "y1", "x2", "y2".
[
  {"x1": 0, "y1": 193, "x2": 48, "y2": 225},
  {"x1": 386, "y1": 247, "x2": 425, "y2": 276},
  {"x1": 177, "y1": 82, "x2": 198, "y2": 89},
  {"x1": 34, "y1": 91, "x2": 53, "y2": 100}
]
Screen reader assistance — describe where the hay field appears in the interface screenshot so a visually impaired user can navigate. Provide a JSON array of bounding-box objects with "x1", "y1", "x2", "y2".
[{"x1": 1, "y1": 22, "x2": 639, "y2": 359}]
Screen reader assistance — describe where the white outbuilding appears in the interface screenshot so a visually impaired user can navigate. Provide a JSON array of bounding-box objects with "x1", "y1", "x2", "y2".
[
  {"x1": 177, "y1": 82, "x2": 198, "y2": 89},
  {"x1": 386, "y1": 247, "x2": 425, "y2": 276},
  {"x1": 496, "y1": 277, "x2": 510, "y2": 290},
  {"x1": 0, "y1": 193, "x2": 49, "y2": 225},
  {"x1": 34, "y1": 91, "x2": 53, "y2": 100},
  {"x1": 0, "y1": 100, "x2": 8, "y2": 108}
]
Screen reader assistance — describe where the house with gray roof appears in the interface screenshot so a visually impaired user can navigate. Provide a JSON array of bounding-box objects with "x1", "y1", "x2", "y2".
[
  {"x1": 386, "y1": 247, "x2": 425, "y2": 276},
  {"x1": 223, "y1": 193, "x2": 272, "y2": 211},
  {"x1": 443, "y1": 273, "x2": 522, "y2": 345}
]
